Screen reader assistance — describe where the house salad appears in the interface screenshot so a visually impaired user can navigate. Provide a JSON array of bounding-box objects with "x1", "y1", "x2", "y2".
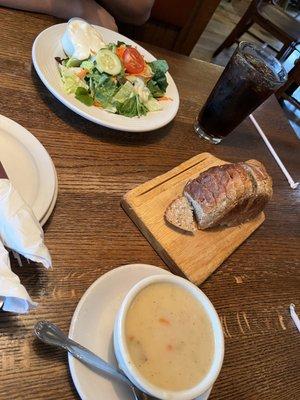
[{"x1": 57, "y1": 18, "x2": 170, "y2": 118}]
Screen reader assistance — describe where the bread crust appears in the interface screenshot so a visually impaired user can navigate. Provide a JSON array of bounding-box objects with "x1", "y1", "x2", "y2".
[
  {"x1": 165, "y1": 160, "x2": 272, "y2": 232},
  {"x1": 183, "y1": 160, "x2": 272, "y2": 229}
]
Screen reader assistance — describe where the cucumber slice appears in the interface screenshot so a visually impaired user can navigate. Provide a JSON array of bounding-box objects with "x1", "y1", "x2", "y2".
[{"x1": 96, "y1": 49, "x2": 122, "y2": 75}]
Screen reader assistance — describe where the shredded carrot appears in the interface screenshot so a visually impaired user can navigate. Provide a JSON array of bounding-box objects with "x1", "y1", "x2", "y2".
[
  {"x1": 93, "y1": 100, "x2": 102, "y2": 107},
  {"x1": 166, "y1": 344, "x2": 173, "y2": 351},
  {"x1": 116, "y1": 45, "x2": 126, "y2": 60},
  {"x1": 128, "y1": 335, "x2": 135, "y2": 341},
  {"x1": 159, "y1": 317, "x2": 171, "y2": 325},
  {"x1": 138, "y1": 65, "x2": 153, "y2": 79},
  {"x1": 158, "y1": 96, "x2": 173, "y2": 101},
  {"x1": 76, "y1": 69, "x2": 87, "y2": 80}
]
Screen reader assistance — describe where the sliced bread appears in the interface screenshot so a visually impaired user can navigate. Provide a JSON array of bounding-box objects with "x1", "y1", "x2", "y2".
[
  {"x1": 165, "y1": 196, "x2": 197, "y2": 233},
  {"x1": 166, "y1": 160, "x2": 272, "y2": 232}
]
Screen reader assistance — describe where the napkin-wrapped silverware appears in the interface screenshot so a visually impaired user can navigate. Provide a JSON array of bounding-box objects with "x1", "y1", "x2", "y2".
[
  {"x1": 0, "y1": 239, "x2": 36, "y2": 313},
  {"x1": 0, "y1": 178, "x2": 51, "y2": 268},
  {"x1": 0, "y1": 162, "x2": 52, "y2": 313}
]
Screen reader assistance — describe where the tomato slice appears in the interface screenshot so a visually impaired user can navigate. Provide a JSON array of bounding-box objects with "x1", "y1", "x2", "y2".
[{"x1": 123, "y1": 47, "x2": 145, "y2": 74}]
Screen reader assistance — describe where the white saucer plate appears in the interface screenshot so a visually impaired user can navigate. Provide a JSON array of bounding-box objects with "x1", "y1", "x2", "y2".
[
  {"x1": 0, "y1": 114, "x2": 57, "y2": 223},
  {"x1": 32, "y1": 24, "x2": 180, "y2": 132},
  {"x1": 69, "y1": 264, "x2": 170, "y2": 400}
]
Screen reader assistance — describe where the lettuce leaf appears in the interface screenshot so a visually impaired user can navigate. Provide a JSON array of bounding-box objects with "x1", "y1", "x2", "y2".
[
  {"x1": 89, "y1": 70, "x2": 109, "y2": 85},
  {"x1": 92, "y1": 73, "x2": 119, "y2": 108},
  {"x1": 148, "y1": 60, "x2": 169, "y2": 74},
  {"x1": 75, "y1": 87, "x2": 94, "y2": 106},
  {"x1": 80, "y1": 60, "x2": 95, "y2": 73},
  {"x1": 107, "y1": 43, "x2": 117, "y2": 53},
  {"x1": 113, "y1": 81, "x2": 134, "y2": 103},
  {"x1": 145, "y1": 96, "x2": 162, "y2": 112},
  {"x1": 146, "y1": 60, "x2": 169, "y2": 98},
  {"x1": 116, "y1": 94, "x2": 148, "y2": 117},
  {"x1": 147, "y1": 71, "x2": 168, "y2": 98},
  {"x1": 66, "y1": 58, "x2": 81, "y2": 67},
  {"x1": 58, "y1": 65, "x2": 88, "y2": 94}
]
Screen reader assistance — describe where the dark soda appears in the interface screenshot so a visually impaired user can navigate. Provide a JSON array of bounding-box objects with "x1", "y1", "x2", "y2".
[{"x1": 195, "y1": 42, "x2": 287, "y2": 144}]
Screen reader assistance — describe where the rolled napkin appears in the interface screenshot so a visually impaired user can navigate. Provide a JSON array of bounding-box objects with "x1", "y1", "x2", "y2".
[
  {"x1": 0, "y1": 239, "x2": 37, "y2": 313},
  {"x1": 0, "y1": 164, "x2": 52, "y2": 268}
]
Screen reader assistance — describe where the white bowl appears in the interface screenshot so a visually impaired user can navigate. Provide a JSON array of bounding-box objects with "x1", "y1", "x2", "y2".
[{"x1": 114, "y1": 274, "x2": 224, "y2": 400}]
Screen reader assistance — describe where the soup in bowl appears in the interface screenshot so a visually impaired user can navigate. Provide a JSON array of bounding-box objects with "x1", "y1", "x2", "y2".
[{"x1": 114, "y1": 274, "x2": 224, "y2": 400}]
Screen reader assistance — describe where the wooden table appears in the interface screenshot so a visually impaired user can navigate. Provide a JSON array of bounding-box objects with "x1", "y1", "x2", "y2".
[{"x1": 0, "y1": 7, "x2": 299, "y2": 400}]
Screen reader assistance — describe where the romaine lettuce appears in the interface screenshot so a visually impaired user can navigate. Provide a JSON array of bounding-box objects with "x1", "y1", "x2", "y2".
[
  {"x1": 93, "y1": 73, "x2": 118, "y2": 108},
  {"x1": 65, "y1": 58, "x2": 81, "y2": 67},
  {"x1": 80, "y1": 60, "x2": 95, "y2": 73},
  {"x1": 148, "y1": 60, "x2": 169, "y2": 74},
  {"x1": 116, "y1": 94, "x2": 148, "y2": 117},
  {"x1": 75, "y1": 87, "x2": 94, "y2": 106},
  {"x1": 113, "y1": 81, "x2": 134, "y2": 103},
  {"x1": 59, "y1": 65, "x2": 88, "y2": 94},
  {"x1": 145, "y1": 96, "x2": 162, "y2": 112},
  {"x1": 147, "y1": 72, "x2": 168, "y2": 98},
  {"x1": 146, "y1": 60, "x2": 169, "y2": 98}
]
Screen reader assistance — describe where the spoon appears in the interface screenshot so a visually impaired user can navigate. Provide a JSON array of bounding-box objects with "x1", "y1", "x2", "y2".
[{"x1": 34, "y1": 321, "x2": 150, "y2": 400}]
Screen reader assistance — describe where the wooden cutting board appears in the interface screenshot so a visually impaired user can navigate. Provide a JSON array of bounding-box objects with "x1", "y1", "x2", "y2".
[{"x1": 122, "y1": 152, "x2": 265, "y2": 285}]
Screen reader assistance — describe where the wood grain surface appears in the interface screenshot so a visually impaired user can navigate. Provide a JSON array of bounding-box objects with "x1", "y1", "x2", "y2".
[
  {"x1": 122, "y1": 152, "x2": 265, "y2": 284},
  {"x1": 0, "y1": 7, "x2": 299, "y2": 400}
]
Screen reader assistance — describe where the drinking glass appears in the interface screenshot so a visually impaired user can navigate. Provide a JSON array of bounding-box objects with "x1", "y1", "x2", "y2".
[{"x1": 194, "y1": 42, "x2": 287, "y2": 144}]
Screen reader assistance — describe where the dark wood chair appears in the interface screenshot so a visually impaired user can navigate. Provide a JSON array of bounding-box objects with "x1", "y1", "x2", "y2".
[
  {"x1": 277, "y1": 56, "x2": 300, "y2": 108},
  {"x1": 119, "y1": 0, "x2": 221, "y2": 55},
  {"x1": 213, "y1": 0, "x2": 300, "y2": 59}
]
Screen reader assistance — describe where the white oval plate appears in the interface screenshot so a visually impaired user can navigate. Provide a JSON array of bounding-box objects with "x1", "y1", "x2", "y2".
[
  {"x1": 69, "y1": 264, "x2": 170, "y2": 400},
  {"x1": 32, "y1": 24, "x2": 179, "y2": 132},
  {"x1": 0, "y1": 114, "x2": 56, "y2": 222}
]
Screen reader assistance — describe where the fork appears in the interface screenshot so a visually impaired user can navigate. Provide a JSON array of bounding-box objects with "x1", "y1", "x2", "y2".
[{"x1": 34, "y1": 321, "x2": 151, "y2": 400}]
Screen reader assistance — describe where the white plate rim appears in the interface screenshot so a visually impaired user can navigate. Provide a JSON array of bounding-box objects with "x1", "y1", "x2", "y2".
[
  {"x1": 40, "y1": 164, "x2": 58, "y2": 226},
  {"x1": 0, "y1": 114, "x2": 56, "y2": 221},
  {"x1": 68, "y1": 263, "x2": 171, "y2": 400},
  {"x1": 32, "y1": 23, "x2": 180, "y2": 133}
]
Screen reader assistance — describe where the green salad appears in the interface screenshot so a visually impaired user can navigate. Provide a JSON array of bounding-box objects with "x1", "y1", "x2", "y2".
[{"x1": 56, "y1": 42, "x2": 170, "y2": 118}]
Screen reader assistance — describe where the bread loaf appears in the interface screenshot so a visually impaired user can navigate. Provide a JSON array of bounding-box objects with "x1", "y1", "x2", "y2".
[{"x1": 165, "y1": 160, "x2": 272, "y2": 232}]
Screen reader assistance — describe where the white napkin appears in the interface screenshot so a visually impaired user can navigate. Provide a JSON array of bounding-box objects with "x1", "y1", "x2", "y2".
[
  {"x1": 0, "y1": 239, "x2": 37, "y2": 313},
  {"x1": 0, "y1": 179, "x2": 52, "y2": 268}
]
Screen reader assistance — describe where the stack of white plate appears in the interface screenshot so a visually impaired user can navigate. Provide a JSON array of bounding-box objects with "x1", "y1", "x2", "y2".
[{"x1": 0, "y1": 114, "x2": 58, "y2": 226}]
